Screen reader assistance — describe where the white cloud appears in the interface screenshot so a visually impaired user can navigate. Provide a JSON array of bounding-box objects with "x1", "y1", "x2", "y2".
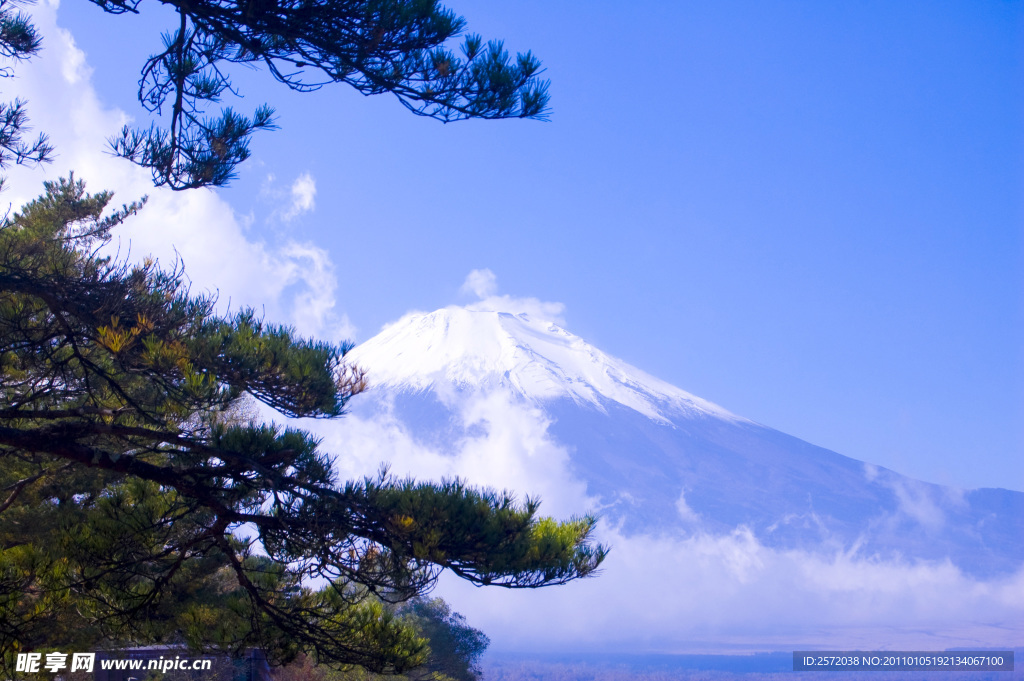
[
  {"x1": 454, "y1": 274, "x2": 570, "y2": 326},
  {"x1": 57, "y1": 19, "x2": 90, "y2": 85},
  {"x1": 864, "y1": 462, "x2": 880, "y2": 482},
  {"x1": 460, "y1": 268, "x2": 498, "y2": 299},
  {"x1": 260, "y1": 171, "x2": 317, "y2": 223},
  {"x1": 888, "y1": 478, "x2": 945, "y2": 531},
  {"x1": 675, "y1": 489, "x2": 701, "y2": 524},
  {"x1": 467, "y1": 295, "x2": 567, "y2": 326},
  {"x1": 302, "y1": 381, "x2": 1024, "y2": 654},
  {"x1": 276, "y1": 241, "x2": 355, "y2": 340},
  {"x1": 2, "y1": 0, "x2": 349, "y2": 342},
  {"x1": 283, "y1": 172, "x2": 316, "y2": 221},
  {"x1": 434, "y1": 518, "x2": 1024, "y2": 653},
  {"x1": 313, "y1": 389, "x2": 595, "y2": 523}
]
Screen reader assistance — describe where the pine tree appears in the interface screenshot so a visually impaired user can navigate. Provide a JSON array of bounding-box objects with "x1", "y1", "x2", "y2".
[
  {"x1": 1, "y1": 0, "x2": 549, "y2": 189},
  {"x1": 398, "y1": 598, "x2": 490, "y2": 681},
  {"x1": 269, "y1": 597, "x2": 490, "y2": 681},
  {"x1": 0, "y1": 177, "x2": 605, "y2": 669}
]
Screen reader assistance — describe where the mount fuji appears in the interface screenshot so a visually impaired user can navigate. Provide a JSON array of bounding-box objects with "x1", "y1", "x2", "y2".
[{"x1": 304, "y1": 296, "x2": 1024, "y2": 652}]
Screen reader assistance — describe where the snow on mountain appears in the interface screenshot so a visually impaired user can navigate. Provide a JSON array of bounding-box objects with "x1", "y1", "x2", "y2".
[
  {"x1": 306, "y1": 294, "x2": 1024, "y2": 652},
  {"x1": 348, "y1": 301, "x2": 739, "y2": 424}
]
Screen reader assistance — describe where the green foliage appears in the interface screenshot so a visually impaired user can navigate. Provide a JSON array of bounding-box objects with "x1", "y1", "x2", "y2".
[
  {"x1": 0, "y1": 0, "x2": 548, "y2": 189},
  {"x1": 0, "y1": 177, "x2": 605, "y2": 671},
  {"x1": 398, "y1": 598, "x2": 489, "y2": 681},
  {"x1": 271, "y1": 597, "x2": 488, "y2": 681}
]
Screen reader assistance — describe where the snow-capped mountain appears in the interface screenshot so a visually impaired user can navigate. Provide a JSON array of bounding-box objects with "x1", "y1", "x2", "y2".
[
  {"x1": 348, "y1": 303, "x2": 738, "y2": 424},
  {"x1": 345, "y1": 302, "x2": 1021, "y2": 578},
  {"x1": 311, "y1": 298, "x2": 1023, "y2": 651}
]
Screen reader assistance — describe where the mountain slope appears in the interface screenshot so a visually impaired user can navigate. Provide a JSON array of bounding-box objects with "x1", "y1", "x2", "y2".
[
  {"x1": 344, "y1": 303, "x2": 1022, "y2": 579},
  {"x1": 313, "y1": 300, "x2": 1023, "y2": 651}
]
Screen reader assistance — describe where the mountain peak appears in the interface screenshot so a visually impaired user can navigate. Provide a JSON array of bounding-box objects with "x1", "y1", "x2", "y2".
[
  {"x1": 346, "y1": 303, "x2": 739, "y2": 423},
  {"x1": 327, "y1": 294, "x2": 1023, "y2": 649}
]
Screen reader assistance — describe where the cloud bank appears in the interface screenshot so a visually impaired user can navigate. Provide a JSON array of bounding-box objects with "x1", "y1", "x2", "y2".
[{"x1": 314, "y1": 386, "x2": 1024, "y2": 652}]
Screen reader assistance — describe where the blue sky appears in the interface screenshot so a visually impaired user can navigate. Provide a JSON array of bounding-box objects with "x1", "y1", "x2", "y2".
[{"x1": 6, "y1": 0, "x2": 1022, "y2": 491}]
